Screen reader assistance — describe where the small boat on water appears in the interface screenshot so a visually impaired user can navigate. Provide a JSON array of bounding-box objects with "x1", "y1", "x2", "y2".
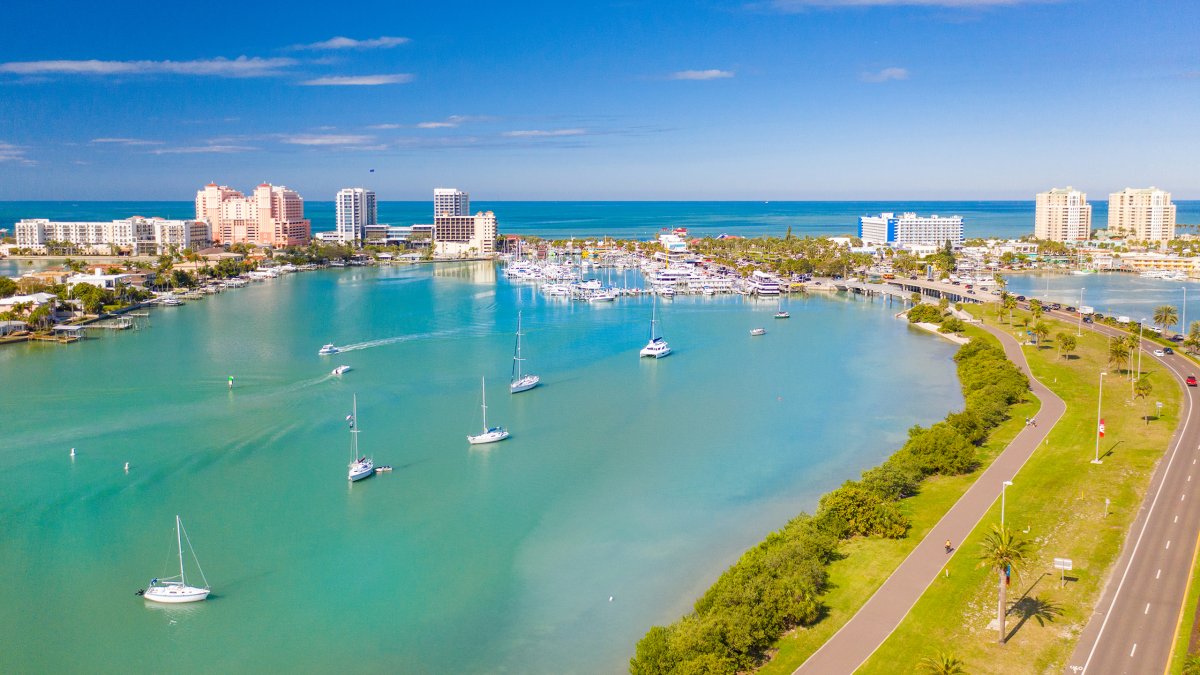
[
  {"x1": 510, "y1": 312, "x2": 540, "y2": 394},
  {"x1": 138, "y1": 515, "x2": 210, "y2": 604},
  {"x1": 346, "y1": 395, "x2": 374, "y2": 482},
  {"x1": 750, "y1": 328, "x2": 766, "y2": 336},
  {"x1": 468, "y1": 377, "x2": 510, "y2": 444},
  {"x1": 332, "y1": 365, "x2": 352, "y2": 376},
  {"x1": 640, "y1": 296, "x2": 672, "y2": 358},
  {"x1": 158, "y1": 295, "x2": 183, "y2": 307},
  {"x1": 774, "y1": 299, "x2": 790, "y2": 319},
  {"x1": 318, "y1": 343, "x2": 340, "y2": 355}
]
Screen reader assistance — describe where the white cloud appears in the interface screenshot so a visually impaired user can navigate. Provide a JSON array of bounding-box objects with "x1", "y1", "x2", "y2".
[
  {"x1": 282, "y1": 134, "x2": 375, "y2": 146},
  {"x1": 300, "y1": 74, "x2": 414, "y2": 86},
  {"x1": 669, "y1": 69, "x2": 735, "y2": 81},
  {"x1": 0, "y1": 141, "x2": 33, "y2": 165},
  {"x1": 0, "y1": 56, "x2": 296, "y2": 78},
  {"x1": 502, "y1": 128, "x2": 588, "y2": 138},
  {"x1": 91, "y1": 137, "x2": 163, "y2": 146},
  {"x1": 860, "y1": 66, "x2": 909, "y2": 82},
  {"x1": 416, "y1": 115, "x2": 487, "y2": 129},
  {"x1": 769, "y1": 0, "x2": 1038, "y2": 8},
  {"x1": 292, "y1": 36, "x2": 410, "y2": 50},
  {"x1": 150, "y1": 145, "x2": 256, "y2": 154},
  {"x1": 367, "y1": 123, "x2": 404, "y2": 129}
]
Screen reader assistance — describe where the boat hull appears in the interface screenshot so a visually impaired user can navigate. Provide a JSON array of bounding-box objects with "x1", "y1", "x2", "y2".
[
  {"x1": 468, "y1": 429, "x2": 510, "y2": 444},
  {"x1": 510, "y1": 375, "x2": 540, "y2": 393},
  {"x1": 348, "y1": 460, "x2": 374, "y2": 481},
  {"x1": 143, "y1": 586, "x2": 210, "y2": 604}
]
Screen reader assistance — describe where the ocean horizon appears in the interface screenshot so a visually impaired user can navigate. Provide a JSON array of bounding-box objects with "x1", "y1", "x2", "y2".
[{"x1": 4, "y1": 200, "x2": 1199, "y2": 242}]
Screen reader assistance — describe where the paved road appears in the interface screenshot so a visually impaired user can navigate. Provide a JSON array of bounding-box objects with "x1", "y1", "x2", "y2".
[
  {"x1": 795, "y1": 324, "x2": 1066, "y2": 674},
  {"x1": 1046, "y1": 312, "x2": 1200, "y2": 674}
]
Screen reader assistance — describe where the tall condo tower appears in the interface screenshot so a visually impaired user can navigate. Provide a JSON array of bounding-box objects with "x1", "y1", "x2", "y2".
[
  {"x1": 1108, "y1": 187, "x2": 1176, "y2": 243},
  {"x1": 434, "y1": 188, "x2": 470, "y2": 218},
  {"x1": 1034, "y1": 187, "x2": 1092, "y2": 242},
  {"x1": 336, "y1": 188, "x2": 377, "y2": 244}
]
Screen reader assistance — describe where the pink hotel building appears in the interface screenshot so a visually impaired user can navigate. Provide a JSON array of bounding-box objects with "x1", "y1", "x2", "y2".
[{"x1": 195, "y1": 183, "x2": 311, "y2": 247}]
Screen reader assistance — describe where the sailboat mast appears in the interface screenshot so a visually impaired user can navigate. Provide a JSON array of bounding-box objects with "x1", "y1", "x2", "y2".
[
  {"x1": 350, "y1": 395, "x2": 359, "y2": 460},
  {"x1": 176, "y1": 515, "x2": 185, "y2": 583},
  {"x1": 650, "y1": 296, "x2": 657, "y2": 340},
  {"x1": 480, "y1": 377, "x2": 488, "y2": 430},
  {"x1": 514, "y1": 312, "x2": 523, "y2": 381}
]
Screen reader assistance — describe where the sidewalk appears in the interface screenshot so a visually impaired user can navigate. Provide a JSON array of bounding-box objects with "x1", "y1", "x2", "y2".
[{"x1": 795, "y1": 325, "x2": 1066, "y2": 673}]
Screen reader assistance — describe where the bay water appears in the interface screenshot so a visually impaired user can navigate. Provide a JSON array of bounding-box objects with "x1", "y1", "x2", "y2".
[{"x1": 0, "y1": 263, "x2": 962, "y2": 673}]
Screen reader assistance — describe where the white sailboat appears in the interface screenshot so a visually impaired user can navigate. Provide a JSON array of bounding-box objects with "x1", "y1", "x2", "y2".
[
  {"x1": 139, "y1": 515, "x2": 210, "y2": 604},
  {"x1": 774, "y1": 298, "x2": 790, "y2": 319},
  {"x1": 640, "y1": 295, "x2": 672, "y2": 358},
  {"x1": 468, "y1": 377, "x2": 509, "y2": 444},
  {"x1": 510, "y1": 311, "x2": 540, "y2": 394},
  {"x1": 346, "y1": 395, "x2": 374, "y2": 481}
]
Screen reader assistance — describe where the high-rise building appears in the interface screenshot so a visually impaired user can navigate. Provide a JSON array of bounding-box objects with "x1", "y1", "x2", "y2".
[
  {"x1": 1108, "y1": 187, "x2": 1176, "y2": 242},
  {"x1": 15, "y1": 217, "x2": 210, "y2": 255},
  {"x1": 858, "y1": 212, "x2": 963, "y2": 247},
  {"x1": 335, "y1": 188, "x2": 377, "y2": 244},
  {"x1": 434, "y1": 188, "x2": 470, "y2": 218},
  {"x1": 1034, "y1": 187, "x2": 1092, "y2": 242},
  {"x1": 195, "y1": 182, "x2": 311, "y2": 247}
]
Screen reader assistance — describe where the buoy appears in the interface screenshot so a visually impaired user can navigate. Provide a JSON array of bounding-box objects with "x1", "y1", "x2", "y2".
[
  {"x1": 124, "y1": 462, "x2": 130, "y2": 472},
  {"x1": 609, "y1": 596, "x2": 614, "y2": 602}
]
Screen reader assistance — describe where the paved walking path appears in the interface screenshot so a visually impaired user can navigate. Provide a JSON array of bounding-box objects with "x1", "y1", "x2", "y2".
[{"x1": 795, "y1": 325, "x2": 1066, "y2": 674}]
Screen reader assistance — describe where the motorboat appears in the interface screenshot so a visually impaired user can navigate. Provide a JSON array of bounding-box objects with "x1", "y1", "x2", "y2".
[
  {"x1": 751, "y1": 328, "x2": 766, "y2": 336},
  {"x1": 332, "y1": 365, "x2": 352, "y2": 376},
  {"x1": 318, "y1": 343, "x2": 339, "y2": 356},
  {"x1": 139, "y1": 515, "x2": 210, "y2": 604}
]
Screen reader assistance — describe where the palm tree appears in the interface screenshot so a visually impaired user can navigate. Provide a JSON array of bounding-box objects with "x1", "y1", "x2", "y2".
[
  {"x1": 1029, "y1": 298, "x2": 1043, "y2": 320},
  {"x1": 1135, "y1": 376, "x2": 1153, "y2": 400},
  {"x1": 1002, "y1": 294, "x2": 1017, "y2": 323},
  {"x1": 1154, "y1": 305, "x2": 1179, "y2": 332},
  {"x1": 1107, "y1": 338, "x2": 1129, "y2": 373},
  {"x1": 917, "y1": 651, "x2": 968, "y2": 674},
  {"x1": 1057, "y1": 333, "x2": 1077, "y2": 359},
  {"x1": 1031, "y1": 321, "x2": 1050, "y2": 346},
  {"x1": 978, "y1": 524, "x2": 1032, "y2": 644}
]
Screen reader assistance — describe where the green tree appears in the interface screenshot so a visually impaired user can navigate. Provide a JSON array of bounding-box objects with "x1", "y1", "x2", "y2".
[
  {"x1": 977, "y1": 525, "x2": 1032, "y2": 644},
  {"x1": 1153, "y1": 304, "x2": 1179, "y2": 332},
  {"x1": 938, "y1": 296, "x2": 950, "y2": 311},
  {"x1": 1057, "y1": 333, "x2": 1077, "y2": 359},
  {"x1": 1108, "y1": 338, "x2": 1130, "y2": 372},
  {"x1": 1187, "y1": 321, "x2": 1200, "y2": 355},
  {"x1": 0, "y1": 276, "x2": 17, "y2": 298},
  {"x1": 1135, "y1": 376, "x2": 1152, "y2": 400},
  {"x1": 1028, "y1": 298, "x2": 1043, "y2": 320},
  {"x1": 1002, "y1": 294, "x2": 1017, "y2": 323},
  {"x1": 1030, "y1": 320, "x2": 1050, "y2": 346},
  {"x1": 917, "y1": 651, "x2": 968, "y2": 674},
  {"x1": 911, "y1": 292, "x2": 921, "y2": 306}
]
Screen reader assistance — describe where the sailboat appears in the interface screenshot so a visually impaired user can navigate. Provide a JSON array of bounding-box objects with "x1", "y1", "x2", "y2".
[
  {"x1": 468, "y1": 377, "x2": 510, "y2": 444},
  {"x1": 346, "y1": 395, "x2": 374, "y2": 481},
  {"x1": 138, "y1": 515, "x2": 210, "y2": 604},
  {"x1": 640, "y1": 295, "x2": 672, "y2": 358},
  {"x1": 774, "y1": 297, "x2": 790, "y2": 319},
  {"x1": 510, "y1": 311, "x2": 540, "y2": 394}
]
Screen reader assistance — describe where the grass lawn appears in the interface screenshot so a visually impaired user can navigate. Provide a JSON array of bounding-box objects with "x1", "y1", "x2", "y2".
[
  {"x1": 856, "y1": 307, "x2": 1182, "y2": 674},
  {"x1": 757, "y1": 322, "x2": 1039, "y2": 673}
]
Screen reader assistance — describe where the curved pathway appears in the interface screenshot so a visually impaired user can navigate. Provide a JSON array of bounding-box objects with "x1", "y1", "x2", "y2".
[{"x1": 795, "y1": 324, "x2": 1066, "y2": 674}]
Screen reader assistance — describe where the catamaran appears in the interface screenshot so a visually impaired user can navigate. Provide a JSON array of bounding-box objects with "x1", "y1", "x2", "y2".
[
  {"x1": 468, "y1": 377, "x2": 510, "y2": 444},
  {"x1": 138, "y1": 515, "x2": 210, "y2": 604},
  {"x1": 640, "y1": 296, "x2": 672, "y2": 358},
  {"x1": 510, "y1": 311, "x2": 540, "y2": 394},
  {"x1": 346, "y1": 395, "x2": 374, "y2": 481}
]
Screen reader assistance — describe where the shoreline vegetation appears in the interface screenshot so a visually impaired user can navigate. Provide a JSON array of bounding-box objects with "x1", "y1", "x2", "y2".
[{"x1": 629, "y1": 331, "x2": 1030, "y2": 674}]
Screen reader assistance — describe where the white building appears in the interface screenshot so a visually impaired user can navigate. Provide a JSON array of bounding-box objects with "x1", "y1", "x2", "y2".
[
  {"x1": 15, "y1": 217, "x2": 210, "y2": 255},
  {"x1": 1108, "y1": 187, "x2": 1176, "y2": 242},
  {"x1": 1034, "y1": 187, "x2": 1091, "y2": 242},
  {"x1": 434, "y1": 188, "x2": 470, "y2": 218},
  {"x1": 335, "y1": 188, "x2": 377, "y2": 244},
  {"x1": 433, "y1": 212, "x2": 497, "y2": 257},
  {"x1": 859, "y1": 212, "x2": 963, "y2": 247}
]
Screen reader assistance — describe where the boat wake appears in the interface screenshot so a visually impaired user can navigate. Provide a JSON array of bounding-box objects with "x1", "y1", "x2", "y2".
[{"x1": 337, "y1": 329, "x2": 459, "y2": 353}]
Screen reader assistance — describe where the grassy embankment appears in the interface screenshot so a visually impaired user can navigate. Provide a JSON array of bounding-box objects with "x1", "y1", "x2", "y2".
[
  {"x1": 857, "y1": 306, "x2": 1182, "y2": 674},
  {"x1": 758, "y1": 322, "x2": 1037, "y2": 673}
]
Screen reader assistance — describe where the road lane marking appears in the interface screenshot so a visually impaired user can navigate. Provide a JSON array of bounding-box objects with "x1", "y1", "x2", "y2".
[
  {"x1": 1167, "y1": 541, "x2": 1172, "y2": 549},
  {"x1": 1131, "y1": 643, "x2": 1137, "y2": 657},
  {"x1": 1145, "y1": 603, "x2": 1151, "y2": 614},
  {"x1": 1176, "y1": 515, "x2": 1180, "y2": 523},
  {"x1": 1157, "y1": 569, "x2": 1162, "y2": 579}
]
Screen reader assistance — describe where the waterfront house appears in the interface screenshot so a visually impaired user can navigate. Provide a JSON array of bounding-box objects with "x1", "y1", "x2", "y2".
[
  {"x1": 0, "y1": 292, "x2": 58, "y2": 313},
  {"x1": 0, "y1": 320, "x2": 28, "y2": 336}
]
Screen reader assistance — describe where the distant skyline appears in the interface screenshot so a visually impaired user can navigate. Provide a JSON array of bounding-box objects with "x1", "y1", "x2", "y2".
[{"x1": 0, "y1": 0, "x2": 1197, "y2": 200}]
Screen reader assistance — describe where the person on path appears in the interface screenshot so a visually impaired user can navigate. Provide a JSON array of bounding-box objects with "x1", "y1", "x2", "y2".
[{"x1": 944, "y1": 539, "x2": 952, "y2": 554}]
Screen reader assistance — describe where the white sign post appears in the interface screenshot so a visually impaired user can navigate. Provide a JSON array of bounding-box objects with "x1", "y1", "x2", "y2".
[{"x1": 1054, "y1": 557, "x2": 1073, "y2": 587}]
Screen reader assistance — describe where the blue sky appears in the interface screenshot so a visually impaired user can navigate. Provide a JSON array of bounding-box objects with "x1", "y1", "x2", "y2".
[{"x1": 0, "y1": 0, "x2": 1196, "y2": 200}]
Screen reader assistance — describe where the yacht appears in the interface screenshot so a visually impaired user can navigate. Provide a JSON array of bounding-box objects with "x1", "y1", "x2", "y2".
[
  {"x1": 747, "y1": 270, "x2": 782, "y2": 295},
  {"x1": 346, "y1": 396, "x2": 374, "y2": 482},
  {"x1": 640, "y1": 297, "x2": 672, "y2": 358},
  {"x1": 750, "y1": 328, "x2": 766, "y2": 336},
  {"x1": 468, "y1": 377, "x2": 510, "y2": 444},
  {"x1": 510, "y1": 312, "x2": 540, "y2": 394},
  {"x1": 158, "y1": 295, "x2": 183, "y2": 306},
  {"x1": 139, "y1": 515, "x2": 210, "y2": 604},
  {"x1": 318, "y1": 343, "x2": 339, "y2": 356}
]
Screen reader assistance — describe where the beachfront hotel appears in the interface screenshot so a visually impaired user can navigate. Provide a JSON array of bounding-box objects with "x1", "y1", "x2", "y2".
[
  {"x1": 434, "y1": 188, "x2": 471, "y2": 218},
  {"x1": 858, "y1": 212, "x2": 964, "y2": 247},
  {"x1": 426, "y1": 188, "x2": 497, "y2": 257},
  {"x1": 15, "y1": 217, "x2": 211, "y2": 255},
  {"x1": 195, "y1": 182, "x2": 312, "y2": 247},
  {"x1": 1107, "y1": 187, "x2": 1176, "y2": 242},
  {"x1": 1034, "y1": 187, "x2": 1092, "y2": 242},
  {"x1": 335, "y1": 188, "x2": 377, "y2": 244}
]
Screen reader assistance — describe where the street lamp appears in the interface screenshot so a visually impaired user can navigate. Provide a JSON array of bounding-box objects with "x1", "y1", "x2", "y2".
[
  {"x1": 1094, "y1": 372, "x2": 1106, "y2": 464},
  {"x1": 1001, "y1": 480, "x2": 1014, "y2": 529},
  {"x1": 1132, "y1": 319, "x2": 1145, "y2": 401},
  {"x1": 1078, "y1": 287, "x2": 1085, "y2": 337}
]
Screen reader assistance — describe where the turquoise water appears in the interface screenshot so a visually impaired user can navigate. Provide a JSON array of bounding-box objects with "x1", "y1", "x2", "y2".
[
  {"x1": 1003, "y1": 272, "x2": 1197, "y2": 331},
  {"x1": 0, "y1": 264, "x2": 962, "y2": 673},
  {"x1": 7, "y1": 200, "x2": 1198, "y2": 241}
]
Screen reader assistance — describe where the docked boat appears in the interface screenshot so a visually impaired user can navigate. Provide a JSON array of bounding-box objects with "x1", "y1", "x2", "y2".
[
  {"x1": 346, "y1": 396, "x2": 374, "y2": 482},
  {"x1": 331, "y1": 365, "x2": 352, "y2": 376},
  {"x1": 586, "y1": 290, "x2": 617, "y2": 302},
  {"x1": 510, "y1": 312, "x2": 540, "y2": 394},
  {"x1": 318, "y1": 343, "x2": 340, "y2": 356},
  {"x1": 750, "y1": 328, "x2": 766, "y2": 336},
  {"x1": 640, "y1": 297, "x2": 672, "y2": 358},
  {"x1": 158, "y1": 295, "x2": 183, "y2": 307},
  {"x1": 138, "y1": 515, "x2": 210, "y2": 604},
  {"x1": 468, "y1": 377, "x2": 510, "y2": 444}
]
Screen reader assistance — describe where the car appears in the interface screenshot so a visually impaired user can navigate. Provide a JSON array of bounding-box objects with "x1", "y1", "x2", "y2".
[
  {"x1": 951, "y1": 281, "x2": 961, "y2": 286},
  {"x1": 967, "y1": 289, "x2": 975, "y2": 294},
  {"x1": 1154, "y1": 349, "x2": 1165, "y2": 357},
  {"x1": 1094, "y1": 313, "x2": 1105, "y2": 319},
  {"x1": 1016, "y1": 295, "x2": 1026, "y2": 301},
  {"x1": 1189, "y1": 375, "x2": 1198, "y2": 387},
  {"x1": 1051, "y1": 303, "x2": 1062, "y2": 310},
  {"x1": 1083, "y1": 316, "x2": 1093, "y2": 323},
  {"x1": 1170, "y1": 334, "x2": 1185, "y2": 342},
  {"x1": 1065, "y1": 306, "x2": 1076, "y2": 313},
  {"x1": 1164, "y1": 347, "x2": 1175, "y2": 355}
]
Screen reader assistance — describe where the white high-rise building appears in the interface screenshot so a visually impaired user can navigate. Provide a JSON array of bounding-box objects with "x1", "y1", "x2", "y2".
[
  {"x1": 434, "y1": 188, "x2": 470, "y2": 218},
  {"x1": 335, "y1": 188, "x2": 377, "y2": 244},
  {"x1": 15, "y1": 217, "x2": 210, "y2": 255},
  {"x1": 1108, "y1": 187, "x2": 1176, "y2": 243},
  {"x1": 1034, "y1": 187, "x2": 1092, "y2": 242},
  {"x1": 858, "y1": 212, "x2": 963, "y2": 247}
]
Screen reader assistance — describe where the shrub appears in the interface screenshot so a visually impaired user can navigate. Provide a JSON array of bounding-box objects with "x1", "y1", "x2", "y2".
[
  {"x1": 817, "y1": 483, "x2": 910, "y2": 539},
  {"x1": 908, "y1": 304, "x2": 944, "y2": 324}
]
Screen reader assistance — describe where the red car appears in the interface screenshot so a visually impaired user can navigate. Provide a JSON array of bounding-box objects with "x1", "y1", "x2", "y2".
[{"x1": 1188, "y1": 376, "x2": 1197, "y2": 387}]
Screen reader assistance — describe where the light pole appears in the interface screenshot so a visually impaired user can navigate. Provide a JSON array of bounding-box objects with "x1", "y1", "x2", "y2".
[
  {"x1": 1001, "y1": 480, "x2": 1014, "y2": 529},
  {"x1": 1078, "y1": 287, "x2": 1085, "y2": 337},
  {"x1": 1132, "y1": 320, "x2": 1145, "y2": 401},
  {"x1": 1094, "y1": 372, "x2": 1106, "y2": 464},
  {"x1": 1183, "y1": 286, "x2": 1188, "y2": 338}
]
